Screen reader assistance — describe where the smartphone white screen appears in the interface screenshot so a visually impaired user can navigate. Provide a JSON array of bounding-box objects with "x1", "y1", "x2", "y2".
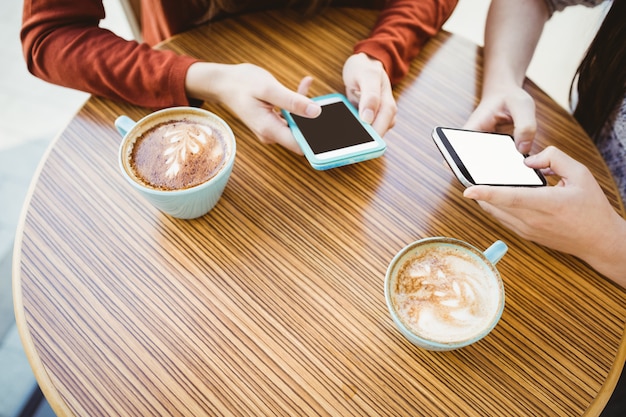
[
  {"x1": 290, "y1": 101, "x2": 376, "y2": 155},
  {"x1": 440, "y1": 128, "x2": 545, "y2": 186}
]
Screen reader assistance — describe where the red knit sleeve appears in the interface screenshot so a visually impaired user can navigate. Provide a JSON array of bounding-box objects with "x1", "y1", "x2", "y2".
[
  {"x1": 353, "y1": 0, "x2": 458, "y2": 85},
  {"x1": 21, "y1": 0, "x2": 198, "y2": 109}
]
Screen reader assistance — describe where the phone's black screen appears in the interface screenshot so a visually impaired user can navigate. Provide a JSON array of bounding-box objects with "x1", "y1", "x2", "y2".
[{"x1": 290, "y1": 102, "x2": 375, "y2": 154}]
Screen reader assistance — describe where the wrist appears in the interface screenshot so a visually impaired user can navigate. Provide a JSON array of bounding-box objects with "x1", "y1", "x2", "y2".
[
  {"x1": 582, "y1": 213, "x2": 626, "y2": 287},
  {"x1": 481, "y1": 61, "x2": 525, "y2": 98},
  {"x1": 481, "y1": 77, "x2": 522, "y2": 99},
  {"x1": 184, "y1": 62, "x2": 229, "y2": 103}
]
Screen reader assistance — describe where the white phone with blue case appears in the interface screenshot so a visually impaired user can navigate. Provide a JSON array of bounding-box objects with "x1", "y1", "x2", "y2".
[{"x1": 282, "y1": 93, "x2": 386, "y2": 170}]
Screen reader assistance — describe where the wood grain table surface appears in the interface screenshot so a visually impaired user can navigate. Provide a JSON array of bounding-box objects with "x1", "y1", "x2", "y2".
[{"x1": 13, "y1": 8, "x2": 626, "y2": 417}]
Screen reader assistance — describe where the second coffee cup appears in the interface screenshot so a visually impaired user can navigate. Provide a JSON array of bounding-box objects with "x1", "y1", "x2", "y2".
[
  {"x1": 116, "y1": 107, "x2": 236, "y2": 219},
  {"x1": 385, "y1": 237, "x2": 507, "y2": 351}
]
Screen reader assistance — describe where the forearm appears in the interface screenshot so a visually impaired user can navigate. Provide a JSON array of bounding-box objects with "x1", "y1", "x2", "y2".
[
  {"x1": 481, "y1": 0, "x2": 550, "y2": 95},
  {"x1": 21, "y1": 0, "x2": 198, "y2": 108}
]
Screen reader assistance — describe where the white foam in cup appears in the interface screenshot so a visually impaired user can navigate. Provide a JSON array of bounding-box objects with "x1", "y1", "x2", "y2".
[
  {"x1": 385, "y1": 237, "x2": 506, "y2": 351},
  {"x1": 116, "y1": 107, "x2": 236, "y2": 219}
]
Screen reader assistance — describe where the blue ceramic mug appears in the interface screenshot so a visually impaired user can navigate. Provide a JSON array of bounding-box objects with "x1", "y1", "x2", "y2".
[
  {"x1": 385, "y1": 237, "x2": 507, "y2": 351},
  {"x1": 116, "y1": 107, "x2": 236, "y2": 219}
]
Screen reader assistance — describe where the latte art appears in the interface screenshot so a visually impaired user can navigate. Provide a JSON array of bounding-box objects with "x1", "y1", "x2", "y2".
[
  {"x1": 163, "y1": 123, "x2": 215, "y2": 178},
  {"x1": 392, "y1": 245, "x2": 501, "y2": 344},
  {"x1": 130, "y1": 119, "x2": 228, "y2": 191}
]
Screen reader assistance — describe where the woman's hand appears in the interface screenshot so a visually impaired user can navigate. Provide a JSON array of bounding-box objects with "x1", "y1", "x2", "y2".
[
  {"x1": 342, "y1": 53, "x2": 396, "y2": 137},
  {"x1": 185, "y1": 62, "x2": 321, "y2": 154},
  {"x1": 463, "y1": 146, "x2": 626, "y2": 284},
  {"x1": 464, "y1": 86, "x2": 537, "y2": 154}
]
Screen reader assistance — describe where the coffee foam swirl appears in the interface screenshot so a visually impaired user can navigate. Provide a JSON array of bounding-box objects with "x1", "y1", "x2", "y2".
[
  {"x1": 130, "y1": 119, "x2": 228, "y2": 191},
  {"x1": 392, "y1": 246, "x2": 501, "y2": 344},
  {"x1": 163, "y1": 124, "x2": 214, "y2": 178}
]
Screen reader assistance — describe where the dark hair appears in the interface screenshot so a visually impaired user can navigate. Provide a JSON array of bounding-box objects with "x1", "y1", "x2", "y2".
[{"x1": 573, "y1": 0, "x2": 626, "y2": 139}]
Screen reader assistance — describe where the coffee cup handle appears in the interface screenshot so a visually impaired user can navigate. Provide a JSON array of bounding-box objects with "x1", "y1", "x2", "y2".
[
  {"x1": 115, "y1": 116, "x2": 136, "y2": 137},
  {"x1": 483, "y1": 240, "x2": 508, "y2": 265}
]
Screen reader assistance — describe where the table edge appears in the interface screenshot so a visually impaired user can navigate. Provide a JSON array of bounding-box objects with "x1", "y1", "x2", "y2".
[
  {"x1": 12, "y1": 129, "x2": 74, "y2": 417},
  {"x1": 586, "y1": 326, "x2": 626, "y2": 415}
]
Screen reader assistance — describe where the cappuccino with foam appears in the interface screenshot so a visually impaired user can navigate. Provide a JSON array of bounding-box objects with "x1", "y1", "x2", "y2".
[
  {"x1": 385, "y1": 238, "x2": 506, "y2": 350},
  {"x1": 116, "y1": 107, "x2": 236, "y2": 219},
  {"x1": 130, "y1": 119, "x2": 228, "y2": 191}
]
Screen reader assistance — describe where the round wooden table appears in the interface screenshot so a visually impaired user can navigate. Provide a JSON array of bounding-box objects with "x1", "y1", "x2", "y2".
[{"x1": 14, "y1": 8, "x2": 626, "y2": 417}]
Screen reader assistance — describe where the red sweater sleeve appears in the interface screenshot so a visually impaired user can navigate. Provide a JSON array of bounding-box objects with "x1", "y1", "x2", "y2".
[
  {"x1": 354, "y1": 0, "x2": 458, "y2": 85},
  {"x1": 21, "y1": 0, "x2": 198, "y2": 109}
]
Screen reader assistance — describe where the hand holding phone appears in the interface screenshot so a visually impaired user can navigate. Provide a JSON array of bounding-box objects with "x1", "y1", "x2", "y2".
[
  {"x1": 432, "y1": 127, "x2": 546, "y2": 187},
  {"x1": 281, "y1": 93, "x2": 386, "y2": 170}
]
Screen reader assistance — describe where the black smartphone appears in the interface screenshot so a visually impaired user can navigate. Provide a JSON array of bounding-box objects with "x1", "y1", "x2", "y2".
[
  {"x1": 432, "y1": 126, "x2": 547, "y2": 187},
  {"x1": 281, "y1": 93, "x2": 386, "y2": 170}
]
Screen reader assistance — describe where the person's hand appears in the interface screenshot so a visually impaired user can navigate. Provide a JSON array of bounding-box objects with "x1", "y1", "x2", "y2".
[
  {"x1": 185, "y1": 62, "x2": 321, "y2": 154},
  {"x1": 342, "y1": 53, "x2": 396, "y2": 136},
  {"x1": 464, "y1": 86, "x2": 536, "y2": 154},
  {"x1": 463, "y1": 146, "x2": 626, "y2": 282}
]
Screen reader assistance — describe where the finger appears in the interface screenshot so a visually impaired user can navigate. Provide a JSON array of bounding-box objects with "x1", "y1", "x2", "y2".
[
  {"x1": 356, "y1": 86, "x2": 381, "y2": 125},
  {"x1": 262, "y1": 80, "x2": 321, "y2": 119},
  {"x1": 463, "y1": 184, "x2": 551, "y2": 211},
  {"x1": 488, "y1": 89, "x2": 537, "y2": 154},
  {"x1": 346, "y1": 87, "x2": 360, "y2": 107},
  {"x1": 475, "y1": 200, "x2": 534, "y2": 239},
  {"x1": 297, "y1": 76, "x2": 314, "y2": 96},
  {"x1": 513, "y1": 112, "x2": 537, "y2": 155},
  {"x1": 370, "y1": 92, "x2": 396, "y2": 136},
  {"x1": 371, "y1": 112, "x2": 396, "y2": 137},
  {"x1": 524, "y1": 146, "x2": 586, "y2": 178},
  {"x1": 463, "y1": 106, "x2": 504, "y2": 133},
  {"x1": 273, "y1": 126, "x2": 304, "y2": 154},
  {"x1": 463, "y1": 103, "x2": 513, "y2": 134},
  {"x1": 257, "y1": 116, "x2": 304, "y2": 155}
]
